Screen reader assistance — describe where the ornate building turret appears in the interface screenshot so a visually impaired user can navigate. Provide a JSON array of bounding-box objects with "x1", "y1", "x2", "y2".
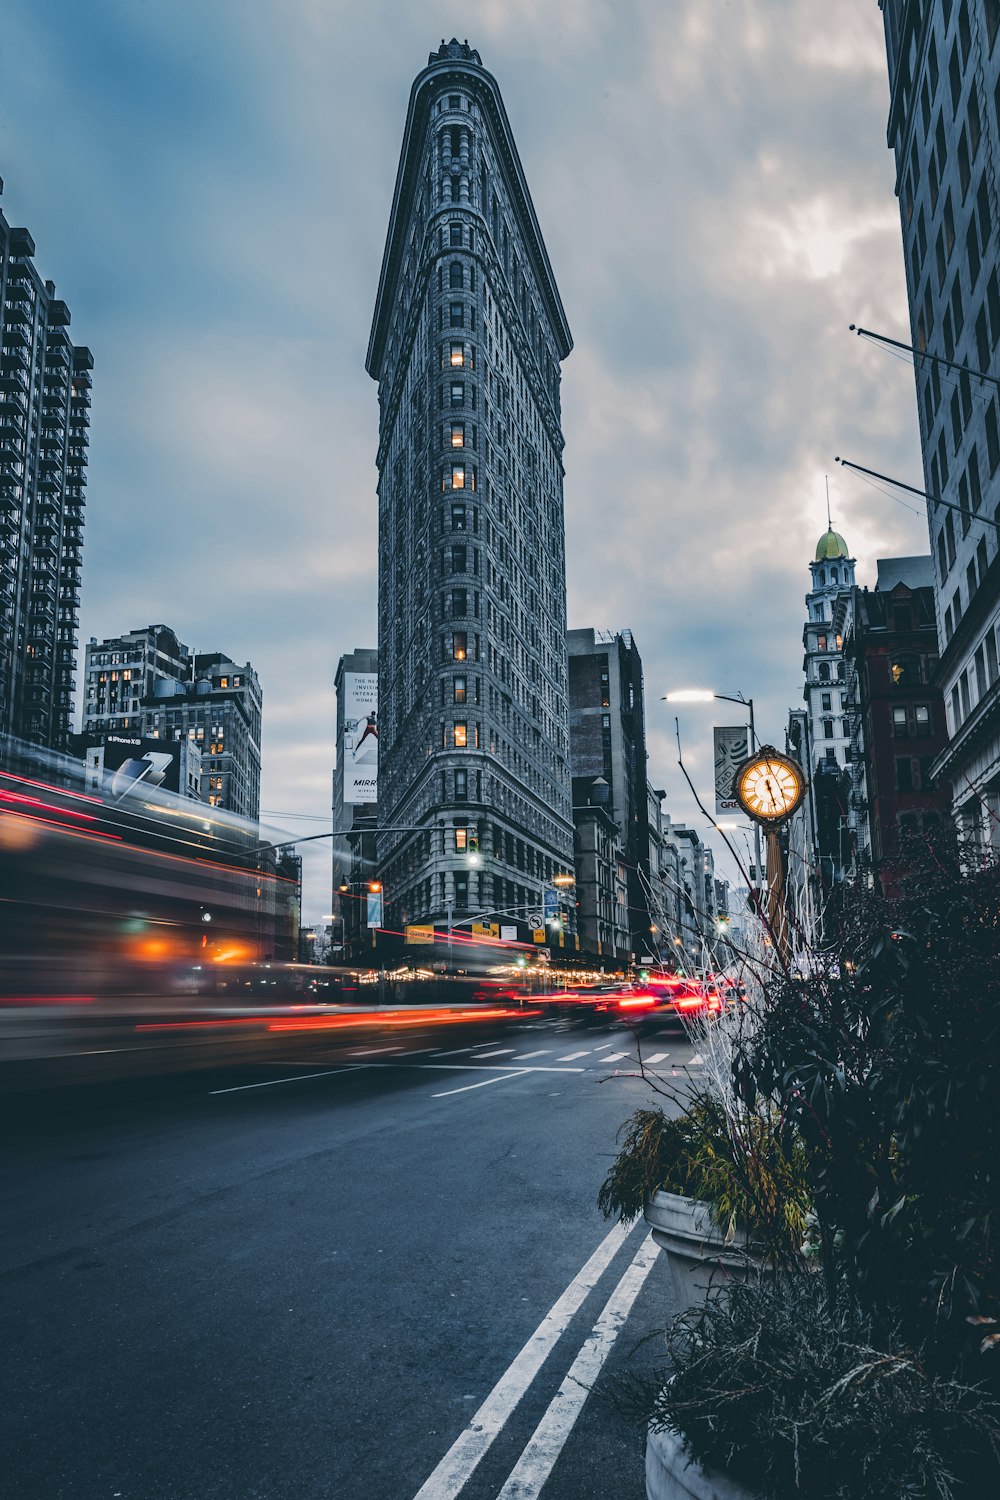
[{"x1": 802, "y1": 526, "x2": 856, "y2": 774}]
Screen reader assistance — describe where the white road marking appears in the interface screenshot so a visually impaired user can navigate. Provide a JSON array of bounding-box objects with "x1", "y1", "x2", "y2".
[
  {"x1": 591, "y1": 1043, "x2": 615, "y2": 1051},
  {"x1": 430, "y1": 1045, "x2": 479, "y2": 1057},
  {"x1": 410, "y1": 1220, "x2": 637, "y2": 1499},
  {"x1": 600, "y1": 1052, "x2": 630, "y2": 1063},
  {"x1": 510, "y1": 1050, "x2": 550, "y2": 1060},
  {"x1": 432, "y1": 1069, "x2": 530, "y2": 1098},
  {"x1": 495, "y1": 1235, "x2": 660, "y2": 1498},
  {"x1": 555, "y1": 1050, "x2": 591, "y2": 1062},
  {"x1": 400, "y1": 1063, "x2": 583, "y2": 1078},
  {"x1": 210, "y1": 1064, "x2": 372, "y2": 1096},
  {"x1": 349, "y1": 1045, "x2": 404, "y2": 1056},
  {"x1": 471, "y1": 1048, "x2": 517, "y2": 1058},
  {"x1": 690, "y1": 1053, "x2": 705, "y2": 1064},
  {"x1": 642, "y1": 1051, "x2": 670, "y2": 1065}
]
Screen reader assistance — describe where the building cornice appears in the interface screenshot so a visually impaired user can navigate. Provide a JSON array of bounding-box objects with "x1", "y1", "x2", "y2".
[
  {"x1": 933, "y1": 547, "x2": 1000, "y2": 686},
  {"x1": 931, "y1": 678, "x2": 1000, "y2": 787},
  {"x1": 367, "y1": 53, "x2": 572, "y2": 381}
]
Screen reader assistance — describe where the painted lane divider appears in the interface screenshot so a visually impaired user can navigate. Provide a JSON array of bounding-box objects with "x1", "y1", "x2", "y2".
[
  {"x1": 495, "y1": 1234, "x2": 660, "y2": 1499},
  {"x1": 431, "y1": 1069, "x2": 531, "y2": 1098},
  {"x1": 410, "y1": 1219, "x2": 638, "y2": 1500},
  {"x1": 210, "y1": 1063, "x2": 374, "y2": 1096}
]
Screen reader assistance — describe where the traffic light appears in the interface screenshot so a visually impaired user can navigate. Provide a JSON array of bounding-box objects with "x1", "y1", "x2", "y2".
[{"x1": 467, "y1": 832, "x2": 481, "y2": 867}]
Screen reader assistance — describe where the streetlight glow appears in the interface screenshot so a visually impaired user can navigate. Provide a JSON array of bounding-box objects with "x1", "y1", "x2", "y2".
[{"x1": 663, "y1": 690, "x2": 716, "y2": 703}]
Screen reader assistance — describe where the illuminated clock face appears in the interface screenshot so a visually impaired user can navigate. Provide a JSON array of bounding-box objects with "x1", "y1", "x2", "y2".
[{"x1": 734, "y1": 753, "x2": 804, "y2": 823}]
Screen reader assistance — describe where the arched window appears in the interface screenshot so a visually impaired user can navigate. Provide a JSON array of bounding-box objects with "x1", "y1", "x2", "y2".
[
  {"x1": 819, "y1": 663, "x2": 831, "y2": 682},
  {"x1": 449, "y1": 261, "x2": 463, "y2": 289},
  {"x1": 831, "y1": 567, "x2": 839, "y2": 584}
]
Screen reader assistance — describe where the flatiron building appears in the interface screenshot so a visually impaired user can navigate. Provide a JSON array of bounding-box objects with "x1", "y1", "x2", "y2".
[{"x1": 367, "y1": 39, "x2": 575, "y2": 934}]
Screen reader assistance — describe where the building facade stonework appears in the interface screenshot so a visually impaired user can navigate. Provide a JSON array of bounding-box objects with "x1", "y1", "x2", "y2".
[
  {"x1": 367, "y1": 39, "x2": 575, "y2": 932},
  {"x1": 83, "y1": 627, "x2": 262, "y2": 821},
  {"x1": 878, "y1": 0, "x2": 1000, "y2": 844}
]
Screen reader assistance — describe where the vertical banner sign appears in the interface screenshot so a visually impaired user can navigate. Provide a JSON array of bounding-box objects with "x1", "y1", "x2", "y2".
[
  {"x1": 714, "y1": 725, "x2": 749, "y2": 816},
  {"x1": 344, "y1": 672, "x2": 378, "y2": 804},
  {"x1": 543, "y1": 886, "x2": 559, "y2": 924},
  {"x1": 366, "y1": 888, "x2": 383, "y2": 929}
]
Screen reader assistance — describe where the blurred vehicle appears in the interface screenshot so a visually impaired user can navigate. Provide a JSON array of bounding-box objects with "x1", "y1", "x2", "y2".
[
  {"x1": 580, "y1": 975, "x2": 726, "y2": 1029},
  {"x1": 0, "y1": 748, "x2": 542, "y2": 1085}
]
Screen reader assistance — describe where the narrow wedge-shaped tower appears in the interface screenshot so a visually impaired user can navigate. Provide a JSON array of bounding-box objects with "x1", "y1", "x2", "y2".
[{"x1": 367, "y1": 39, "x2": 575, "y2": 937}]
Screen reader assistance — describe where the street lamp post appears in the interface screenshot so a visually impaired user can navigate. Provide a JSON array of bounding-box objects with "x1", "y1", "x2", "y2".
[{"x1": 663, "y1": 688, "x2": 764, "y2": 902}]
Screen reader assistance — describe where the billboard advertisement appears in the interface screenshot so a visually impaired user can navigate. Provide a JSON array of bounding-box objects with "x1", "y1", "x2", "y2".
[
  {"x1": 714, "y1": 725, "x2": 750, "y2": 816},
  {"x1": 343, "y1": 672, "x2": 378, "y2": 805},
  {"x1": 93, "y1": 735, "x2": 181, "y2": 801}
]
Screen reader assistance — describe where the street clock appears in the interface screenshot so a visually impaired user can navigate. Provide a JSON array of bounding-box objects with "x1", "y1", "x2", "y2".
[{"x1": 731, "y1": 747, "x2": 806, "y2": 826}]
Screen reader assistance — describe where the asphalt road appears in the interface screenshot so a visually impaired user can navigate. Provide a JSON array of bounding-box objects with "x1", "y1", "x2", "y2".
[{"x1": 1, "y1": 1018, "x2": 701, "y2": 1500}]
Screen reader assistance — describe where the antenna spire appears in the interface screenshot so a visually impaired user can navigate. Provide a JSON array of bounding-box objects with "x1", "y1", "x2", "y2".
[{"x1": 825, "y1": 474, "x2": 832, "y2": 530}]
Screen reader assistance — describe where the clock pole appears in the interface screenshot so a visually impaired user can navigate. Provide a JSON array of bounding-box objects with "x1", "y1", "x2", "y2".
[
  {"x1": 766, "y1": 828, "x2": 789, "y2": 963},
  {"x1": 730, "y1": 745, "x2": 806, "y2": 966}
]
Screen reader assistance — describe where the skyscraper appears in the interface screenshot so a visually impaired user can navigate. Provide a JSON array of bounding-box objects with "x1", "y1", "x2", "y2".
[
  {"x1": 877, "y1": 1, "x2": 1000, "y2": 842},
  {"x1": 567, "y1": 628, "x2": 653, "y2": 956},
  {"x1": 367, "y1": 39, "x2": 575, "y2": 933},
  {"x1": 0, "y1": 194, "x2": 92, "y2": 754}
]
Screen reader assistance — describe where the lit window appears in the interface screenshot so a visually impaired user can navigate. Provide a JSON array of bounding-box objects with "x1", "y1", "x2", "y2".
[
  {"x1": 220, "y1": 677, "x2": 228, "y2": 688},
  {"x1": 451, "y1": 465, "x2": 465, "y2": 489},
  {"x1": 455, "y1": 827, "x2": 468, "y2": 851},
  {"x1": 454, "y1": 722, "x2": 468, "y2": 748},
  {"x1": 453, "y1": 632, "x2": 467, "y2": 661},
  {"x1": 450, "y1": 342, "x2": 464, "y2": 366},
  {"x1": 451, "y1": 423, "x2": 464, "y2": 447},
  {"x1": 835, "y1": 635, "x2": 843, "y2": 650},
  {"x1": 817, "y1": 634, "x2": 827, "y2": 651}
]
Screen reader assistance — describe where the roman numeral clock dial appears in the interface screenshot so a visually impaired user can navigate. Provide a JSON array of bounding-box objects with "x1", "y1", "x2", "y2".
[{"x1": 732, "y1": 748, "x2": 806, "y2": 825}]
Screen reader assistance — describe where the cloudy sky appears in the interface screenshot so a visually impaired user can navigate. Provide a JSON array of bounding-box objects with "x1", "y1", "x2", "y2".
[{"x1": 1, "y1": 0, "x2": 926, "y2": 918}]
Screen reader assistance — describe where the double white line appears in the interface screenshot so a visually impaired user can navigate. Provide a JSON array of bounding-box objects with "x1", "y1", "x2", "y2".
[{"x1": 411, "y1": 1221, "x2": 658, "y2": 1500}]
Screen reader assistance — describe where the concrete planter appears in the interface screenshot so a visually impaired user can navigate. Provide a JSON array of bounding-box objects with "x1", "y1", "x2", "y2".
[
  {"x1": 646, "y1": 1423, "x2": 759, "y2": 1500},
  {"x1": 644, "y1": 1190, "x2": 762, "y2": 1313}
]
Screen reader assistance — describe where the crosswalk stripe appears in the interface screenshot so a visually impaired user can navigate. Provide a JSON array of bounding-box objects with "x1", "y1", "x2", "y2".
[
  {"x1": 642, "y1": 1051, "x2": 670, "y2": 1065},
  {"x1": 471, "y1": 1048, "x2": 517, "y2": 1058},
  {"x1": 556, "y1": 1050, "x2": 591, "y2": 1062},
  {"x1": 601, "y1": 1052, "x2": 630, "y2": 1063},
  {"x1": 511, "y1": 1050, "x2": 550, "y2": 1060}
]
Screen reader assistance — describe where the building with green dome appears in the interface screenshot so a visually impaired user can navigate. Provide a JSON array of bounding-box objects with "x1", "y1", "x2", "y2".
[{"x1": 815, "y1": 529, "x2": 850, "y2": 563}]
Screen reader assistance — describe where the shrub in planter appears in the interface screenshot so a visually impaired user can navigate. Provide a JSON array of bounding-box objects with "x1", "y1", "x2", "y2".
[
  {"x1": 731, "y1": 831, "x2": 1000, "y2": 1373},
  {"x1": 597, "y1": 1092, "x2": 810, "y2": 1264},
  {"x1": 638, "y1": 1271, "x2": 1000, "y2": 1499}
]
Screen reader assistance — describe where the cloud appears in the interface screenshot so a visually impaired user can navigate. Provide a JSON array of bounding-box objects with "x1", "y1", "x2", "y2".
[{"x1": 1, "y1": 0, "x2": 924, "y2": 916}]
